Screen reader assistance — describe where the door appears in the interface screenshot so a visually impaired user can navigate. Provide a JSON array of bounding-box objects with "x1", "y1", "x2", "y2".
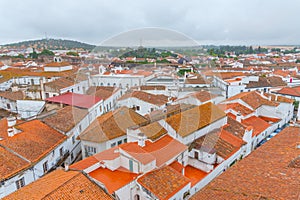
[{"x1": 129, "y1": 160, "x2": 133, "y2": 172}]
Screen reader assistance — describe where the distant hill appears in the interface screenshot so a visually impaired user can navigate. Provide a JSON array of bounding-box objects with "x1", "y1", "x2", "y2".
[{"x1": 1, "y1": 39, "x2": 96, "y2": 51}]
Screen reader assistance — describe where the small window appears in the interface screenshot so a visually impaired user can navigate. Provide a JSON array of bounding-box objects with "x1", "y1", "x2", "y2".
[
  {"x1": 78, "y1": 124, "x2": 82, "y2": 132},
  {"x1": 70, "y1": 152, "x2": 74, "y2": 160},
  {"x1": 136, "y1": 106, "x2": 140, "y2": 111},
  {"x1": 7, "y1": 103, "x2": 10, "y2": 109},
  {"x1": 124, "y1": 138, "x2": 127, "y2": 143},
  {"x1": 60, "y1": 147, "x2": 64, "y2": 157},
  {"x1": 15, "y1": 178, "x2": 25, "y2": 189},
  {"x1": 43, "y1": 161, "x2": 48, "y2": 173},
  {"x1": 72, "y1": 136, "x2": 75, "y2": 144},
  {"x1": 118, "y1": 140, "x2": 122, "y2": 145},
  {"x1": 111, "y1": 142, "x2": 116, "y2": 147}
]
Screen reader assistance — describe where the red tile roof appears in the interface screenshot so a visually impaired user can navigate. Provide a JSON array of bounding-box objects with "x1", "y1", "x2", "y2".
[
  {"x1": 0, "y1": 91, "x2": 25, "y2": 101},
  {"x1": 42, "y1": 106, "x2": 88, "y2": 133},
  {"x1": 219, "y1": 102, "x2": 254, "y2": 116},
  {"x1": 79, "y1": 107, "x2": 147, "y2": 143},
  {"x1": 275, "y1": 86, "x2": 300, "y2": 97},
  {"x1": 46, "y1": 92, "x2": 102, "y2": 109},
  {"x1": 0, "y1": 146, "x2": 30, "y2": 181},
  {"x1": 191, "y1": 127, "x2": 300, "y2": 200},
  {"x1": 119, "y1": 91, "x2": 169, "y2": 106},
  {"x1": 0, "y1": 119, "x2": 66, "y2": 180},
  {"x1": 242, "y1": 116, "x2": 270, "y2": 136},
  {"x1": 226, "y1": 91, "x2": 279, "y2": 110},
  {"x1": 3, "y1": 169, "x2": 113, "y2": 200},
  {"x1": 137, "y1": 166, "x2": 190, "y2": 200},
  {"x1": 0, "y1": 120, "x2": 66, "y2": 163},
  {"x1": 142, "y1": 135, "x2": 188, "y2": 167},
  {"x1": 166, "y1": 102, "x2": 226, "y2": 137}
]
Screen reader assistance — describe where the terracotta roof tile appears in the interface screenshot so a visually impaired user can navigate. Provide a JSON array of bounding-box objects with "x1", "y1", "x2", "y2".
[
  {"x1": 219, "y1": 102, "x2": 254, "y2": 116},
  {"x1": 137, "y1": 166, "x2": 190, "y2": 200},
  {"x1": 226, "y1": 91, "x2": 279, "y2": 110},
  {"x1": 44, "y1": 77, "x2": 74, "y2": 90},
  {"x1": 138, "y1": 122, "x2": 167, "y2": 141},
  {"x1": 0, "y1": 119, "x2": 66, "y2": 164},
  {"x1": 166, "y1": 102, "x2": 226, "y2": 137},
  {"x1": 191, "y1": 127, "x2": 300, "y2": 200},
  {"x1": 142, "y1": 135, "x2": 188, "y2": 167},
  {"x1": 275, "y1": 86, "x2": 300, "y2": 97},
  {"x1": 0, "y1": 146, "x2": 31, "y2": 181},
  {"x1": 42, "y1": 106, "x2": 88, "y2": 133},
  {"x1": 119, "y1": 91, "x2": 169, "y2": 106},
  {"x1": 79, "y1": 107, "x2": 147, "y2": 143},
  {"x1": 241, "y1": 116, "x2": 270, "y2": 136},
  {"x1": 246, "y1": 76, "x2": 286, "y2": 88},
  {"x1": 190, "y1": 128, "x2": 245, "y2": 159},
  {"x1": 263, "y1": 93, "x2": 294, "y2": 103},
  {"x1": 86, "y1": 86, "x2": 117, "y2": 100},
  {"x1": 0, "y1": 91, "x2": 25, "y2": 101},
  {"x1": 3, "y1": 169, "x2": 113, "y2": 200}
]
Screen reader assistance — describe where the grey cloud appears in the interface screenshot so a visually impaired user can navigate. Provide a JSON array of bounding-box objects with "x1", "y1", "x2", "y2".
[{"x1": 0, "y1": 0, "x2": 299, "y2": 45}]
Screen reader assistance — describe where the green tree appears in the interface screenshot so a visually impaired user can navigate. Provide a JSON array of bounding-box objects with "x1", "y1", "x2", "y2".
[
  {"x1": 39, "y1": 49, "x2": 55, "y2": 56},
  {"x1": 66, "y1": 51, "x2": 79, "y2": 56},
  {"x1": 29, "y1": 48, "x2": 38, "y2": 59}
]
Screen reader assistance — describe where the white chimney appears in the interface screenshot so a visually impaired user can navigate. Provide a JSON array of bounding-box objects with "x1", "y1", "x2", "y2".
[
  {"x1": 64, "y1": 162, "x2": 69, "y2": 171},
  {"x1": 7, "y1": 128, "x2": 14, "y2": 137},
  {"x1": 7, "y1": 116, "x2": 16, "y2": 127},
  {"x1": 236, "y1": 111, "x2": 242, "y2": 123},
  {"x1": 137, "y1": 132, "x2": 146, "y2": 147}
]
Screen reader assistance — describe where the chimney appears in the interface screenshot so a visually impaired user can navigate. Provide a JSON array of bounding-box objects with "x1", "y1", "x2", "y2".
[
  {"x1": 7, "y1": 116, "x2": 17, "y2": 137},
  {"x1": 7, "y1": 116, "x2": 16, "y2": 127},
  {"x1": 137, "y1": 132, "x2": 146, "y2": 147},
  {"x1": 236, "y1": 111, "x2": 242, "y2": 123},
  {"x1": 64, "y1": 162, "x2": 69, "y2": 171}
]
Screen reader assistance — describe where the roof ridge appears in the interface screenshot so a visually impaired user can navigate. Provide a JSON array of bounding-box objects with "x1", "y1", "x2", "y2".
[{"x1": 0, "y1": 144, "x2": 31, "y2": 163}]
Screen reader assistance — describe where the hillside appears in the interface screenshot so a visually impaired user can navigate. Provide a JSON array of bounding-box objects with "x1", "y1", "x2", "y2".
[{"x1": 1, "y1": 39, "x2": 96, "y2": 51}]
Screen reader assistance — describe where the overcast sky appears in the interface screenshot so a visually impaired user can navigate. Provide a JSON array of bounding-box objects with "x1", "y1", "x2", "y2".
[{"x1": 0, "y1": 0, "x2": 299, "y2": 46}]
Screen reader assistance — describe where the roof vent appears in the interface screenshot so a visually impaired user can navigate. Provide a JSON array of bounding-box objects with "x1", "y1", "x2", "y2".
[{"x1": 7, "y1": 128, "x2": 14, "y2": 137}]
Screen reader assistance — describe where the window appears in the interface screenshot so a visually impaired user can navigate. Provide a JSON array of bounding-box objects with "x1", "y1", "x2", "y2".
[
  {"x1": 111, "y1": 142, "x2": 116, "y2": 147},
  {"x1": 136, "y1": 106, "x2": 140, "y2": 111},
  {"x1": 70, "y1": 152, "x2": 74, "y2": 160},
  {"x1": 60, "y1": 147, "x2": 64, "y2": 157},
  {"x1": 118, "y1": 140, "x2": 122, "y2": 145},
  {"x1": 78, "y1": 124, "x2": 82, "y2": 132},
  {"x1": 134, "y1": 194, "x2": 140, "y2": 200},
  {"x1": 84, "y1": 145, "x2": 96, "y2": 157},
  {"x1": 43, "y1": 161, "x2": 48, "y2": 173},
  {"x1": 72, "y1": 136, "x2": 75, "y2": 144},
  {"x1": 7, "y1": 103, "x2": 10, "y2": 109},
  {"x1": 124, "y1": 138, "x2": 127, "y2": 143},
  {"x1": 15, "y1": 178, "x2": 25, "y2": 189}
]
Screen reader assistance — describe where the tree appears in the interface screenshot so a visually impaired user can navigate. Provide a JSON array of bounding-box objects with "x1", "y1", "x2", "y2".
[
  {"x1": 39, "y1": 49, "x2": 55, "y2": 56},
  {"x1": 29, "y1": 48, "x2": 38, "y2": 59},
  {"x1": 66, "y1": 51, "x2": 79, "y2": 56}
]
